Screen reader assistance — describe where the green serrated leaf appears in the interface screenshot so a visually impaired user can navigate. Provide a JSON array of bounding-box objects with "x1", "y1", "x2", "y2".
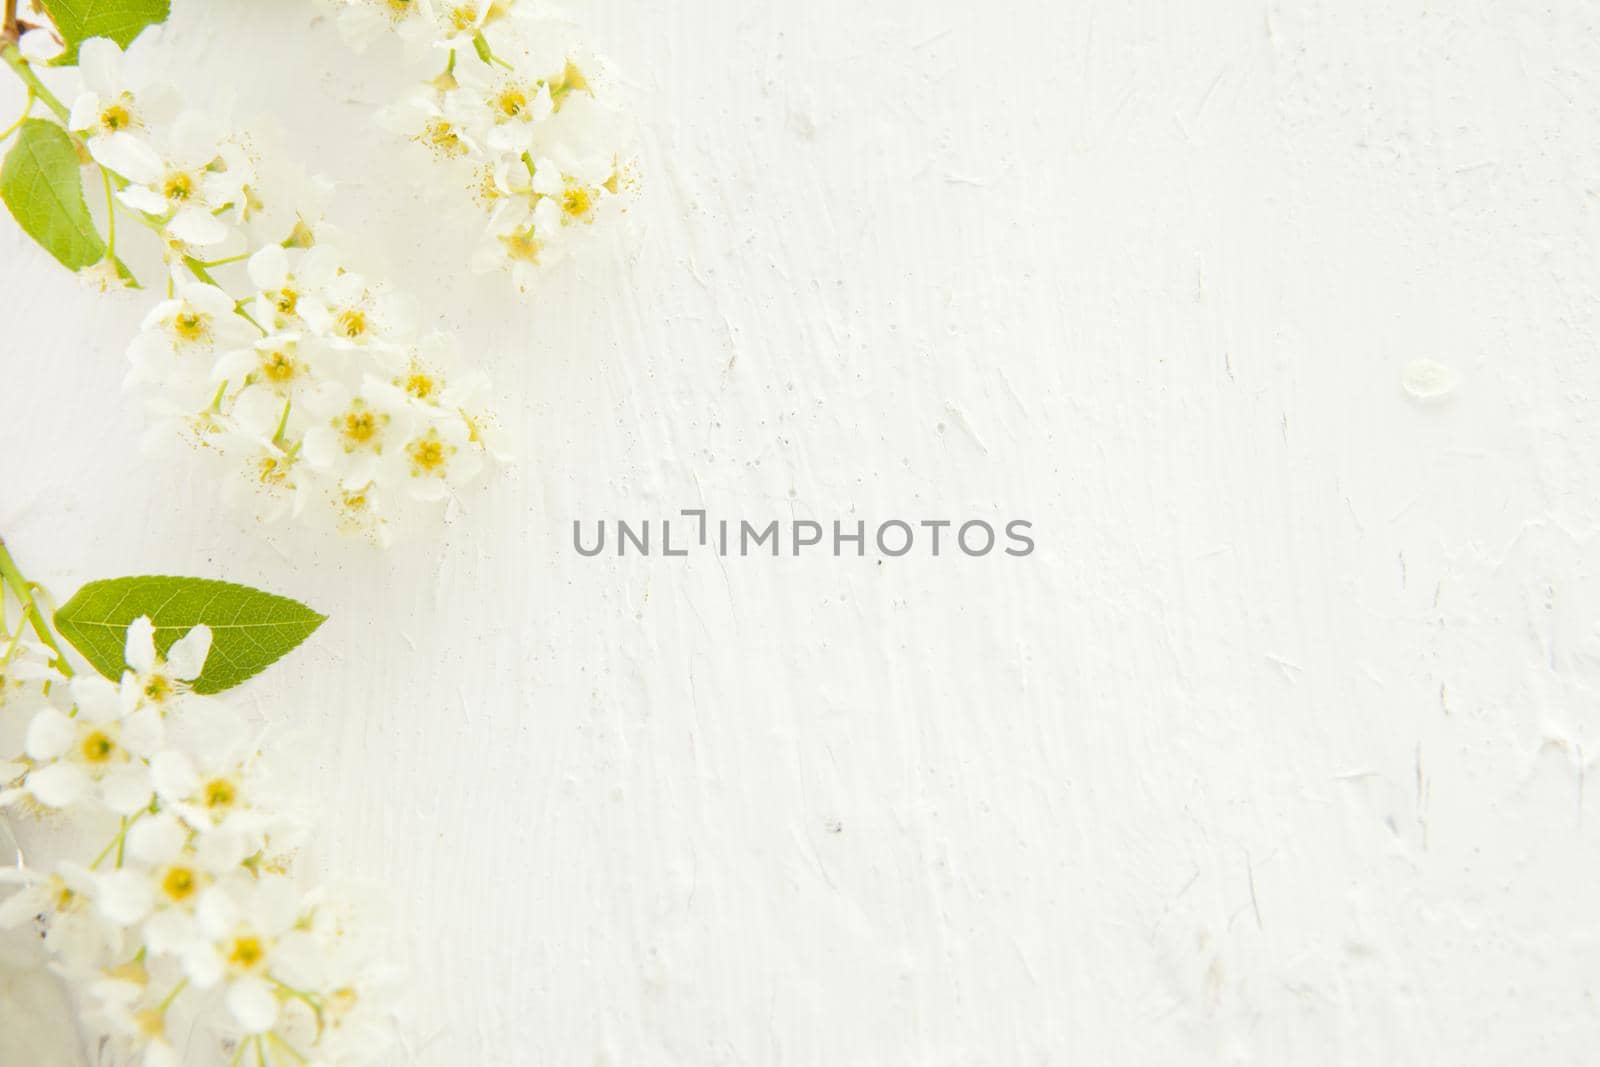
[
  {"x1": 1, "y1": 119, "x2": 105, "y2": 272},
  {"x1": 39, "y1": 0, "x2": 172, "y2": 63},
  {"x1": 54, "y1": 577, "x2": 326, "y2": 695}
]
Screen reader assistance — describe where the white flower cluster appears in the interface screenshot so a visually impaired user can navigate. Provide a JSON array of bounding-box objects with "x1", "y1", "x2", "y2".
[
  {"x1": 67, "y1": 37, "x2": 504, "y2": 543},
  {"x1": 0, "y1": 618, "x2": 396, "y2": 1066},
  {"x1": 328, "y1": 0, "x2": 634, "y2": 291}
]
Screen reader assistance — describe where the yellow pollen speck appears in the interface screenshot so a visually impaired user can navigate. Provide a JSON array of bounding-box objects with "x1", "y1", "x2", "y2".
[
  {"x1": 473, "y1": 167, "x2": 504, "y2": 206},
  {"x1": 81, "y1": 731, "x2": 116, "y2": 763},
  {"x1": 162, "y1": 867, "x2": 198, "y2": 901},
  {"x1": 228, "y1": 936, "x2": 265, "y2": 971},
  {"x1": 336, "y1": 308, "x2": 368, "y2": 339},
  {"x1": 331, "y1": 987, "x2": 360, "y2": 1015},
  {"x1": 204, "y1": 777, "x2": 237, "y2": 809}
]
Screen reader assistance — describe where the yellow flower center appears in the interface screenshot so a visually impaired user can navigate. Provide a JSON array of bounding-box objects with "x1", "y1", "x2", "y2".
[
  {"x1": 420, "y1": 119, "x2": 465, "y2": 158},
  {"x1": 261, "y1": 350, "x2": 297, "y2": 384},
  {"x1": 144, "y1": 674, "x2": 173, "y2": 702},
  {"x1": 204, "y1": 777, "x2": 237, "y2": 809},
  {"x1": 228, "y1": 936, "x2": 265, "y2": 971},
  {"x1": 499, "y1": 228, "x2": 541, "y2": 263},
  {"x1": 163, "y1": 172, "x2": 196, "y2": 202},
  {"x1": 404, "y1": 371, "x2": 437, "y2": 399},
  {"x1": 100, "y1": 103, "x2": 132, "y2": 132},
  {"x1": 336, "y1": 308, "x2": 368, "y2": 339},
  {"x1": 341, "y1": 408, "x2": 380, "y2": 447},
  {"x1": 447, "y1": 4, "x2": 476, "y2": 31},
  {"x1": 407, "y1": 432, "x2": 450, "y2": 476},
  {"x1": 258, "y1": 455, "x2": 291, "y2": 486},
  {"x1": 81, "y1": 731, "x2": 116, "y2": 763},
  {"x1": 561, "y1": 185, "x2": 593, "y2": 221},
  {"x1": 496, "y1": 87, "x2": 528, "y2": 118},
  {"x1": 173, "y1": 310, "x2": 208, "y2": 343},
  {"x1": 273, "y1": 288, "x2": 298, "y2": 316},
  {"x1": 162, "y1": 867, "x2": 198, "y2": 902}
]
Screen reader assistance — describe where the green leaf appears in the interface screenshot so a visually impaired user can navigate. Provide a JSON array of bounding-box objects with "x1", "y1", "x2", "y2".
[
  {"x1": 38, "y1": 0, "x2": 172, "y2": 63},
  {"x1": 54, "y1": 577, "x2": 326, "y2": 695},
  {"x1": 0, "y1": 119, "x2": 105, "y2": 272}
]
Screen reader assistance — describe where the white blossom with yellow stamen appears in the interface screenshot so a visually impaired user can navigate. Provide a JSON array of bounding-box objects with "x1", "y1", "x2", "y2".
[
  {"x1": 0, "y1": 614, "x2": 400, "y2": 1065},
  {"x1": 326, "y1": 0, "x2": 635, "y2": 292}
]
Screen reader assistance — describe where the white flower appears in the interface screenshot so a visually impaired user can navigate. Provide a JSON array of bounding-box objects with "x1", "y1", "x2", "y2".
[
  {"x1": 12, "y1": 675, "x2": 161, "y2": 814},
  {"x1": 246, "y1": 244, "x2": 340, "y2": 330},
  {"x1": 122, "y1": 616, "x2": 212, "y2": 709},
  {"x1": 1, "y1": 580, "x2": 401, "y2": 1063},
  {"x1": 67, "y1": 37, "x2": 173, "y2": 183},
  {"x1": 80, "y1": 968, "x2": 184, "y2": 1067},
  {"x1": 75, "y1": 28, "x2": 506, "y2": 539},
  {"x1": 301, "y1": 380, "x2": 415, "y2": 490},
  {"x1": 323, "y1": 0, "x2": 633, "y2": 293},
  {"x1": 127, "y1": 283, "x2": 254, "y2": 394},
  {"x1": 184, "y1": 875, "x2": 304, "y2": 1033},
  {"x1": 415, "y1": 0, "x2": 494, "y2": 49},
  {"x1": 114, "y1": 112, "x2": 234, "y2": 247},
  {"x1": 299, "y1": 272, "x2": 417, "y2": 353},
  {"x1": 0, "y1": 864, "x2": 119, "y2": 967},
  {"x1": 211, "y1": 389, "x2": 310, "y2": 523}
]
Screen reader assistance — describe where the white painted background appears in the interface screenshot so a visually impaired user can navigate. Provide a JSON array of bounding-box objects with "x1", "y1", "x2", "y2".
[{"x1": 3, "y1": 0, "x2": 1600, "y2": 1062}]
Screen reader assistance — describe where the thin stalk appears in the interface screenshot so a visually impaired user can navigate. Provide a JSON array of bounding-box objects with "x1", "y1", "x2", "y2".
[
  {"x1": 0, "y1": 87, "x2": 31, "y2": 140},
  {"x1": 1, "y1": 43, "x2": 69, "y2": 123},
  {"x1": 0, "y1": 536, "x2": 71, "y2": 675}
]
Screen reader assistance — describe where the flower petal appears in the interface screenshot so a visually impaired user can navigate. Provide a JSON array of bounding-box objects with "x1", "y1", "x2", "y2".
[
  {"x1": 90, "y1": 132, "x2": 164, "y2": 185},
  {"x1": 25, "y1": 763, "x2": 90, "y2": 809},
  {"x1": 227, "y1": 975, "x2": 279, "y2": 1033},
  {"x1": 24, "y1": 707, "x2": 74, "y2": 761},
  {"x1": 125, "y1": 617, "x2": 157, "y2": 673},
  {"x1": 165, "y1": 625, "x2": 212, "y2": 682}
]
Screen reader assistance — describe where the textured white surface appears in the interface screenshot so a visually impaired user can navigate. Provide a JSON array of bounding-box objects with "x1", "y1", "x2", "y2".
[{"x1": 4, "y1": 0, "x2": 1600, "y2": 1063}]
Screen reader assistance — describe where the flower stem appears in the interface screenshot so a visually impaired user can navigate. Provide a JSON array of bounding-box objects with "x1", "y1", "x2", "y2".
[
  {"x1": 0, "y1": 87, "x2": 31, "y2": 141},
  {"x1": 0, "y1": 43, "x2": 69, "y2": 124},
  {"x1": 0, "y1": 536, "x2": 72, "y2": 675}
]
